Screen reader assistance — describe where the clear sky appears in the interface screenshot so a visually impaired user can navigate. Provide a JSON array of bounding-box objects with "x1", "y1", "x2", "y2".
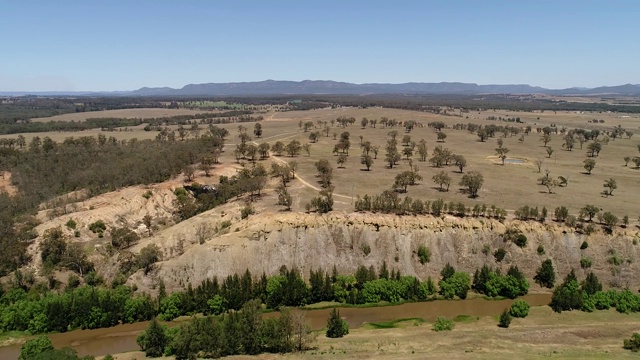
[{"x1": 1, "y1": 0, "x2": 639, "y2": 91}]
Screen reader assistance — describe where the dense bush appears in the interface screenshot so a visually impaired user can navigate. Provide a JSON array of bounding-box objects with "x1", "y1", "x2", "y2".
[
  {"x1": 510, "y1": 299, "x2": 530, "y2": 318},
  {"x1": 514, "y1": 234, "x2": 528, "y2": 248},
  {"x1": 19, "y1": 336, "x2": 54, "y2": 360},
  {"x1": 494, "y1": 248, "x2": 507, "y2": 262},
  {"x1": 432, "y1": 317, "x2": 454, "y2": 332},
  {"x1": 88, "y1": 220, "x2": 106, "y2": 234},
  {"x1": 417, "y1": 245, "x2": 431, "y2": 264}
]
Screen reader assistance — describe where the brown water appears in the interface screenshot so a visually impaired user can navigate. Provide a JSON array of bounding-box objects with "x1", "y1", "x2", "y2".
[{"x1": 0, "y1": 294, "x2": 551, "y2": 359}]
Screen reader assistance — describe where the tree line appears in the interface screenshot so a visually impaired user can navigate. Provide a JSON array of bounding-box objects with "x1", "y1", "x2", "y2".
[{"x1": 0, "y1": 261, "x2": 531, "y2": 336}]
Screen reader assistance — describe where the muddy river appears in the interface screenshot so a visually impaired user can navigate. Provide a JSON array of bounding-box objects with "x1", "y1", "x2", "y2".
[{"x1": 0, "y1": 293, "x2": 551, "y2": 359}]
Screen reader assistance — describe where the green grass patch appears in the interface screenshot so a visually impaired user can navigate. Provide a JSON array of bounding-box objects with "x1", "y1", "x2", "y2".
[
  {"x1": 453, "y1": 314, "x2": 478, "y2": 323},
  {"x1": 365, "y1": 317, "x2": 426, "y2": 329}
]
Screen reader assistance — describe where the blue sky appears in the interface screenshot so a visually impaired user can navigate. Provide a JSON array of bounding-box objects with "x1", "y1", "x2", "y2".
[{"x1": 1, "y1": 1, "x2": 639, "y2": 91}]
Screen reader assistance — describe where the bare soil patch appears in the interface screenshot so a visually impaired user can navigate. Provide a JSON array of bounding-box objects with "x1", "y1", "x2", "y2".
[{"x1": 0, "y1": 171, "x2": 17, "y2": 196}]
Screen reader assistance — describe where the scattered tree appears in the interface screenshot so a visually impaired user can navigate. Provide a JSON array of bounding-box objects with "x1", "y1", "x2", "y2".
[
  {"x1": 360, "y1": 154, "x2": 373, "y2": 171},
  {"x1": 432, "y1": 171, "x2": 451, "y2": 192},
  {"x1": 603, "y1": 178, "x2": 617, "y2": 196},
  {"x1": 583, "y1": 158, "x2": 596, "y2": 174},
  {"x1": 546, "y1": 146, "x2": 554, "y2": 158},
  {"x1": 459, "y1": 171, "x2": 484, "y2": 198}
]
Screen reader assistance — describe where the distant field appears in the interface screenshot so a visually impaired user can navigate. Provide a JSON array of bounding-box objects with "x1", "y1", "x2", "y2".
[
  {"x1": 29, "y1": 108, "x2": 219, "y2": 122},
  {"x1": 181, "y1": 100, "x2": 244, "y2": 109},
  {"x1": 248, "y1": 108, "x2": 640, "y2": 218},
  {"x1": 3, "y1": 107, "x2": 640, "y2": 218}
]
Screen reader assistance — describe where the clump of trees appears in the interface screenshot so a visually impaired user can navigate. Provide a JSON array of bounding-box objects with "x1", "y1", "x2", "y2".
[
  {"x1": 472, "y1": 265, "x2": 529, "y2": 299},
  {"x1": 354, "y1": 191, "x2": 507, "y2": 219},
  {"x1": 138, "y1": 300, "x2": 315, "y2": 358}
]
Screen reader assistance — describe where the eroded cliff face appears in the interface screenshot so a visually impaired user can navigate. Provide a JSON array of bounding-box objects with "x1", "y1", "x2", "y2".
[{"x1": 128, "y1": 211, "x2": 640, "y2": 293}]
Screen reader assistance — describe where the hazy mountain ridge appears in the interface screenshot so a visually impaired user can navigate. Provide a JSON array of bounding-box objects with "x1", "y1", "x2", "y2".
[
  {"x1": 3, "y1": 80, "x2": 640, "y2": 96},
  {"x1": 129, "y1": 80, "x2": 640, "y2": 96}
]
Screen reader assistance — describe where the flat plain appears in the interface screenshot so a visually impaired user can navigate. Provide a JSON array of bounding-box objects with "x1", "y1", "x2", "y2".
[
  {"x1": 3, "y1": 107, "x2": 639, "y2": 219},
  {"x1": 248, "y1": 108, "x2": 640, "y2": 219}
]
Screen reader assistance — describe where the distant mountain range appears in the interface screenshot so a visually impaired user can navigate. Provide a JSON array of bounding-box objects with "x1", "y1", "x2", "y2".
[{"x1": 3, "y1": 80, "x2": 640, "y2": 97}]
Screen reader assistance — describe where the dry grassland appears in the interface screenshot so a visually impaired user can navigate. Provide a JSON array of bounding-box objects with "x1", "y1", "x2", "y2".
[
  {"x1": 249, "y1": 108, "x2": 640, "y2": 219},
  {"x1": 2, "y1": 107, "x2": 639, "y2": 219}
]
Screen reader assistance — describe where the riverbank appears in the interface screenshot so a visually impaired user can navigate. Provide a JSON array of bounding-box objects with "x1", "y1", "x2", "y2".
[
  {"x1": 108, "y1": 306, "x2": 640, "y2": 360},
  {"x1": 0, "y1": 294, "x2": 551, "y2": 359}
]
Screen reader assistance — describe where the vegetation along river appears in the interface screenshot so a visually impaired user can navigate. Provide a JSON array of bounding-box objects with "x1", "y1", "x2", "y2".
[{"x1": 0, "y1": 293, "x2": 551, "y2": 359}]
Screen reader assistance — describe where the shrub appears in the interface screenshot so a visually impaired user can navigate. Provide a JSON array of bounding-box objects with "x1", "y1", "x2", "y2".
[
  {"x1": 88, "y1": 220, "x2": 106, "y2": 233},
  {"x1": 417, "y1": 245, "x2": 431, "y2": 264},
  {"x1": 514, "y1": 234, "x2": 527, "y2": 248},
  {"x1": 74, "y1": 230, "x2": 80, "y2": 237},
  {"x1": 361, "y1": 243, "x2": 371, "y2": 256},
  {"x1": 584, "y1": 223, "x2": 597, "y2": 235},
  {"x1": 580, "y1": 257, "x2": 592, "y2": 269},
  {"x1": 432, "y1": 317, "x2": 454, "y2": 332},
  {"x1": 537, "y1": 245, "x2": 545, "y2": 255},
  {"x1": 241, "y1": 204, "x2": 254, "y2": 219},
  {"x1": 498, "y1": 309, "x2": 512, "y2": 328},
  {"x1": 219, "y1": 220, "x2": 232, "y2": 230},
  {"x1": 608, "y1": 254, "x2": 623, "y2": 266},
  {"x1": 326, "y1": 308, "x2": 349, "y2": 338},
  {"x1": 580, "y1": 241, "x2": 588, "y2": 250},
  {"x1": 482, "y1": 244, "x2": 491, "y2": 255},
  {"x1": 623, "y1": 333, "x2": 640, "y2": 352},
  {"x1": 67, "y1": 274, "x2": 81, "y2": 289},
  {"x1": 65, "y1": 219, "x2": 77, "y2": 229},
  {"x1": 510, "y1": 300, "x2": 530, "y2": 318},
  {"x1": 142, "y1": 190, "x2": 153, "y2": 199},
  {"x1": 494, "y1": 248, "x2": 506, "y2": 262}
]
